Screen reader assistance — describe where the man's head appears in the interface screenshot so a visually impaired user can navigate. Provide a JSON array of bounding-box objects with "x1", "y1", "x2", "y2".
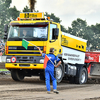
[
  {"x1": 23, "y1": 30, "x2": 27, "y2": 36},
  {"x1": 49, "y1": 48, "x2": 54, "y2": 54}
]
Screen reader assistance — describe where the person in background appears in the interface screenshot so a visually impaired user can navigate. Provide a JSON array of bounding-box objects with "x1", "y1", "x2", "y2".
[
  {"x1": 1, "y1": 44, "x2": 4, "y2": 53},
  {"x1": 0, "y1": 40, "x2": 5, "y2": 56},
  {"x1": 37, "y1": 47, "x2": 61, "y2": 94}
]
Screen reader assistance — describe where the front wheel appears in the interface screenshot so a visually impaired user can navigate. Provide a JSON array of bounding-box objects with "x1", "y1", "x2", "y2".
[
  {"x1": 55, "y1": 64, "x2": 63, "y2": 83},
  {"x1": 11, "y1": 69, "x2": 25, "y2": 81},
  {"x1": 75, "y1": 67, "x2": 88, "y2": 84}
]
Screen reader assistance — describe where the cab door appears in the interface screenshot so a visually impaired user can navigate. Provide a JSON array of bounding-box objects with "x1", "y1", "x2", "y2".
[{"x1": 46, "y1": 23, "x2": 62, "y2": 56}]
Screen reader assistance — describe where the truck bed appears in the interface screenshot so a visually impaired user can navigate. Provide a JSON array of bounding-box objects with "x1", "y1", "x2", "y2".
[
  {"x1": 85, "y1": 51, "x2": 100, "y2": 77},
  {"x1": 85, "y1": 51, "x2": 100, "y2": 63}
]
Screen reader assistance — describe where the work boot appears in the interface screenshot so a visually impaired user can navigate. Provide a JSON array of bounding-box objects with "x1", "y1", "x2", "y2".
[
  {"x1": 53, "y1": 89, "x2": 59, "y2": 94},
  {"x1": 47, "y1": 91, "x2": 51, "y2": 94}
]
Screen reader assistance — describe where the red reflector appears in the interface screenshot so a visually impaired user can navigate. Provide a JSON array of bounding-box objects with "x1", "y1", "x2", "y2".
[
  {"x1": 17, "y1": 17, "x2": 20, "y2": 21},
  {"x1": 11, "y1": 57, "x2": 16, "y2": 63}
]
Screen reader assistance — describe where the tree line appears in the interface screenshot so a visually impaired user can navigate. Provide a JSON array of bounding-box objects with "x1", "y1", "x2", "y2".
[{"x1": 0, "y1": 0, "x2": 100, "y2": 50}]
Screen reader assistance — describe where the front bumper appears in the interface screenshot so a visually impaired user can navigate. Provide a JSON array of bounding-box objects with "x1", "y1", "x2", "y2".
[
  {"x1": 5, "y1": 63, "x2": 44, "y2": 69},
  {"x1": 5, "y1": 56, "x2": 44, "y2": 70},
  {"x1": 6, "y1": 56, "x2": 44, "y2": 63}
]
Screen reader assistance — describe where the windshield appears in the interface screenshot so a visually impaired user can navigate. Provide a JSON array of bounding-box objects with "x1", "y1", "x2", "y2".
[{"x1": 8, "y1": 25, "x2": 48, "y2": 41}]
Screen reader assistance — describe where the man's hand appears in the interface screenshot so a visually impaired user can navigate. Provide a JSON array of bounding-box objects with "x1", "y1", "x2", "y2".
[
  {"x1": 37, "y1": 47, "x2": 40, "y2": 50},
  {"x1": 54, "y1": 61, "x2": 61, "y2": 67},
  {"x1": 37, "y1": 47, "x2": 42, "y2": 55},
  {"x1": 54, "y1": 65, "x2": 58, "y2": 67}
]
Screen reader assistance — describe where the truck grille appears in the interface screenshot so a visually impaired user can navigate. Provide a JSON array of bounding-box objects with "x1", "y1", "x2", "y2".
[
  {"x1": 6, "y1": 56, "x2": 44, "y2": 63},
  {"x1": 8, "y1": 46, "x2": 43, "y2": 55}
]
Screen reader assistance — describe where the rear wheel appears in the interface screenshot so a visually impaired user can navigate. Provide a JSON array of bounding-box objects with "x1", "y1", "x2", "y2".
[
  {"x1": 75, "y1": 67, "x2": 88, "y2": 84},
  {"x1": 55, "y1": 64, "x2": 63, "y2": 83},
  {"x1": 11, "y1": 69, "x2": 25, "y2": 81}
]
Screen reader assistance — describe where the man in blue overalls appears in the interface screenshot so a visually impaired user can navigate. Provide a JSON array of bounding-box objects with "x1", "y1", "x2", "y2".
[{"x1": 37, "y1": 47, "x2": 61, "y2": 94}]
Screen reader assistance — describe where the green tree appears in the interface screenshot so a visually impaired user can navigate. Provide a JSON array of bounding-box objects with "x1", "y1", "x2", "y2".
[
  {"x1": 9, "y1": 6, "x2": 20, "y2": 20},
  {"x1": 90, "y1": 24, "x2": 100, "y2": 50},
  {"x1": 61, "y1": 25, "x2": 67, "y2": 33},
  {"x1": 84, "y1": 26, "x2": 94, "y2": 48},
  {"x1": 66, "y1": 18, "x2": 95, "y2": 49},
  {"x1": 0, "y1": 0, "x2": 20, "y2": 39},
  {"x1": 45, "y1": 12, "x2": 61, "y2": 23},
  {"x1": 0, "y1": 0, "x2": 12, "y2": 38},
  {"x1": 45, "y1": 12, "x2": 67, "y2": 32},
  {"x1": 67, "y1": 18, "x2": 88, "y2": 37},
  {"x1": 23, "y1": 6, "x2": 30, "y2": 12}
]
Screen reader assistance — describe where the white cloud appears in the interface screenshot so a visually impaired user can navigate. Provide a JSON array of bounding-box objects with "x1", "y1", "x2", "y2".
[
  {"x1": 85, "y1": 10, "x2": 96, "y2": 15},
  {"x1": 75, "y1": 9, "x2": 96, "y2": 15},
  {"x1": 10, "y1": 0, "x2": 28, "y2": 11}
]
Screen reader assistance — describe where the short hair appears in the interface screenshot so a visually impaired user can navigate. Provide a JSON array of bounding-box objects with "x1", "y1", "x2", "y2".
[{"x1": 50, "y1": 48, "x2": 54, "y2": 53}]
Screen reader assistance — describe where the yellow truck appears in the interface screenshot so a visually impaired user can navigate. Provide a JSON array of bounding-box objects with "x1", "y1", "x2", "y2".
[{"x1": 4, "y1": 12, "x2": 87, "y2": 84}]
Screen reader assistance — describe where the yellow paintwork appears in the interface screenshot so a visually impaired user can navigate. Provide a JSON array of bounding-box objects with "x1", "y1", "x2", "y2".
[
  {"x1": 46, "y1": 22, "x2": 62, "y2": 55},
  {"x1": 5, "y1": 63, "x2": 44, "y2": 69},
  {"x1": 10, "y1": 20, "x2": 49, "y2": 24},
  {"x1": 6, "y1": 54, "x2": 42, "y2": 56},
  {"x1": 5, "y1": 18, "x2": 62, "y2": 69},
  {"x1": 7, "y1": 41, "x2": 46, "y2": 46},
  {"x1": 8, "y1": 50, "x2": 41, "y2": 52},
  {"x1": 6, "y1": 41, "x2": 46, "y2": 56},
  {"x1": 20, "y1": 12, "x2": 44, "y2": 19},
  {"x1": 62, "y1": 35, "x2": 87, "y2": 52}
]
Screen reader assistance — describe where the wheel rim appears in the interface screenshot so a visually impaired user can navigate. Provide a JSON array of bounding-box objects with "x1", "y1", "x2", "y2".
[
  {"x1": 81, "y1": 71, "x2": 86, "y2": 83},
  {"x1": 56, "y1": 67, "x2": 62, "y2": 80}
]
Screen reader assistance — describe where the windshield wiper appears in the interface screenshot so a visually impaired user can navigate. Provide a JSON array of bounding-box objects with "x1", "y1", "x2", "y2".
[
  {"x1": 32, "y1": 37, "x2": 46, "y2": 41},
  {"x1": 8, "y1": 37, "x2": 22, "y2": 41}
]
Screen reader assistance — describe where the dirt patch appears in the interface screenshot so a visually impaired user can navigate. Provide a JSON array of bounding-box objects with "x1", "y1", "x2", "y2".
[
  {"x1": 84, "y1": 97, "x2": 100, "y2": 100},
  {"x1": 0, "y1": 74, "x2": 100, "y2": 100},
  {"x1": 0, "y1": 62, "x2": 5, "y2": 69}
]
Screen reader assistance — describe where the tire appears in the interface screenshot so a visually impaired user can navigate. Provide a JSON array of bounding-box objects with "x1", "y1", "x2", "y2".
[
  {"x1": 11, "y1": 69, "x2": 25, "y2": 81},
  {"x1": 55, "y1": 64, "x2": 63, "y2": 83},
  {"x1": 75, "y1": 67, "x2": 88, "y2": 84},
  {"x1": 40, "y1": 74, "x2": 45, "y2": 81}
]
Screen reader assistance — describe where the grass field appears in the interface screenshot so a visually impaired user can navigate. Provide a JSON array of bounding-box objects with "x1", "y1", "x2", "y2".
[{"x1": 0, "y1": 69, "x2": 8, "y2": 71}]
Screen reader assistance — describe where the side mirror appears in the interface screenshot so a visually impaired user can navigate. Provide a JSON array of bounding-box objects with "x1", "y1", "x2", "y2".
[
  {"x1": 4, "y1": 25, "x2": 8, "y2": 33},
  {"x1": 4, "y1": 33, "x2": 7, "y2": 39},
  {"x1": 4, "y1": 25, "x2": 8, "y2": 39},
  {"x1": 52, "y1": 28, "x2": 59, "y2": 39}
]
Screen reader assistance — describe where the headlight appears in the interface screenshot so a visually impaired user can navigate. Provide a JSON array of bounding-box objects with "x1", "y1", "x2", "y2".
[
  {"x1": 9, "y1": 46, "x2": 17, "y2": 50},
  {"x1": 7, "y1": 59, "x2": 11, "y2": 62},
  {"x1": 40, "y1": 59, "x2": 44, "y2": 63}
]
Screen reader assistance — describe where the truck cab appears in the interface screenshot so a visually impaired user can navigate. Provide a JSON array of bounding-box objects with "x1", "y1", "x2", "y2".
[{"x1": 4, "y1": 12, "x2": 62, "y2": 81}]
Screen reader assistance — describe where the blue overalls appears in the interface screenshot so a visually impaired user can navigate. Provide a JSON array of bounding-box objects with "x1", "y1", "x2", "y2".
[{"x1": 42, "y1": 53, "x2": 60, "y2": 91}]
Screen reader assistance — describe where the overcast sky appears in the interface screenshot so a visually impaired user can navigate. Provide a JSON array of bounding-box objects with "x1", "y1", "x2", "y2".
[{"x1": 10, "y1": 0, "x2": 100, "y2": 29}]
